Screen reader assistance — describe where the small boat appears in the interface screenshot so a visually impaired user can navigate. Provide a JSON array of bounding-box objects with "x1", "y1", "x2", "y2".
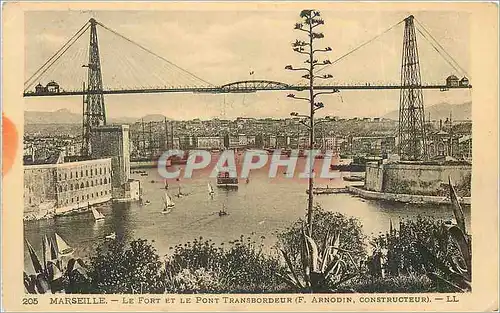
[
  {"x1": 140, "y1": 173, "x2": 148, "y2": 176},
  {"x1": 91, "y1": 207, "x2": 105, "y2": 221},
  {"x1": 218, "y1": 204, "x2": 229, "y2": 217},
  {"x1": 54, "y1": 233, "x2": 74, "y2": 256},
  {"x1": 176, "y1": 186, "x2": 188, "y2": 198},
  {"x1": 144, "y1": 200, "x2": 151, "y2": 206},
  {"x1": 208, "y1": 183, "x2": 215, "y2": 198},
  {"x1": 163, "y1": 192, "x2": 175, "y2": 209},
  {"x1": 343, "y1": 176, "x2": 364, "y2": 182},
  {"x1": 105, "y1": 232, "x2": 116, "y2": 240},
  {"x1": 150, "y1": 180, "x2": 156, "y2": 183}
]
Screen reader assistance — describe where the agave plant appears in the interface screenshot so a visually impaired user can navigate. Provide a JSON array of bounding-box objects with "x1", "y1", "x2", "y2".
[
  {"x1": 416, "y1": 176, "x2": 471, "y2": 292},
  {"x1": 277, "y1": 227, "x2": 358, "y2": 292},
  {"x1": 24, "y1": 235, "x2": 87, "y2": 294}
]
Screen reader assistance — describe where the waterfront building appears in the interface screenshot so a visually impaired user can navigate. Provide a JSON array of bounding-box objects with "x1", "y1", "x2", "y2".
[
  {"x1": 197, "y1": 136, "x2": 224, "y2": 149},
  {"x1": 24, "y1": 152, "x2": 112, "y2": 220},
  {"x1": 365, "y1": 160, "x2": 471, "y2": 197},
  {"x1": 90, "y1": 125, "x2": 140, "y2": 201},
  {"x1": 90, "y1": 125, "x2": 131, "y2": 189},
  {"x1": 350, "y1": 136, "x2": 396, "y2": 156}
]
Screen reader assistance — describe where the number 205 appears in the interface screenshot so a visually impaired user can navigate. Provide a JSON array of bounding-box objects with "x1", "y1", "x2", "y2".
[{"x1": 22, "y1": 298, "x2": 38, "y2": 305}]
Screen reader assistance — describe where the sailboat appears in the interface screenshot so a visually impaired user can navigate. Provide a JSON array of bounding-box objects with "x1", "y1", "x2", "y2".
[
  {"x1": 91, "y1": 207, "x2": 105, "y2": 221},
  {"x1": 162, "y1": 192, "x2": 175, "y2": 214},
  {"x1": 105, "y1": 232, "x2": 116, "y2": 240},
  {"x1": 176, "y1": 185, "x2": 189, "y2": 198},
  {"x1": 208, "y1": 183, "x2": 215, "y2": 198},
  {"x1": 219, "y1": 204, "x2": 228, "y2": 217},
  {"x1": 43, "y1": 234, "x2": 58, "y2": 263},
  {"x1": 54, "y1": 233, "x2": 74, "y2": 257},
  {"x1": 176, "y1": 186, "x2": 183, "y2": 198}
]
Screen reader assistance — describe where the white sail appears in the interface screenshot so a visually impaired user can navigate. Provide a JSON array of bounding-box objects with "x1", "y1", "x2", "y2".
[
  {"x1": 43, "y1": 235, "x2": 52, "y2": 263},
  {"x1": 54, "y1": 233, "x2": 73, "y2": 255},
  {"x1": 165, "y1": 192, "x2": 175, "y2": 207},
  {"x1": 92, "y1": 208, "x2": 105, "y2": 220}
]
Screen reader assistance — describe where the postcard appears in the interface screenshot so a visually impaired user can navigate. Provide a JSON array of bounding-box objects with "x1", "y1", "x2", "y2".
[{"x1": 2, "y1": 1, "x2": 498, "y2": 312}]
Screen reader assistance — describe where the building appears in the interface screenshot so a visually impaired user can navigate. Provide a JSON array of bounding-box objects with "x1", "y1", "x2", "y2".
[
  {"x1": 238, "y1": 134, "x2": 249, "y2": 147},
  {"x1": 197, "y1": 136, "x2": 224, "y2": 149},
  {"x1": 90, "y1": 125, "x2": 140, "y2": 202},
  {"x1": 34, "y1": 81, "x2": 60, "y2": 94},
  {"x1": 179, "y1": 135, "x2": 197, "y2": 150},
  {"x1": 321, "y1": 137, "x2": 338, "y2": 152},
  {"x1": 365, "y1": 161, "x2": 471, "y2": 197},
  {"x1": 350, "y1": 136, "x2": 396, "y2": 156},
  {"x1": 298, "y1": 136, "x2": 309, "y2": 149},
  {"x1": 458, "y1": 135, "x2": 472, "y2": 160},
  {"x1": 63, "y1": 141, "x2": 83, "y2": 157},
  {"x1": 426, "y1": 119, "x2": 470, "y2": 160},
  {"x1": 227, "y1": 135, "x2": 240, "y2": 148},
  {"x1": 24, "y1": 156, "x2": 113, "y2": 220},
  {"x1": 90, "y1": 125, "x2": 131, "y2": 190},
  {"x1": 54, "y1": 158, "x2": 112, "y2": 209},
  {"x1": 446, "y1": 75, "x2": 459, "y2": 87}
]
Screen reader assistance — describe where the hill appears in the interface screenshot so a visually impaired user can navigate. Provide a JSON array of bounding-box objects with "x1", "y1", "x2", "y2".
[
  {"x1": 24, "y1": 109, "x2": 170, "y2": 125},
  {"x1": 383, "y1": 101, "x2": 471, "y2": 121},
  {"x1": 25, "y1": 109, "x2": 81, "y2": 124},
  {"x1": 137, "y1": 114, "x2": 170, "y2": 122}
]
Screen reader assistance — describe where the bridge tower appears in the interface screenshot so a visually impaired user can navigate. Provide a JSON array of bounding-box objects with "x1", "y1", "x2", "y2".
[
  {"x1": 398, "y1": 15, "x2": 427, "y2": 161},
  {"x1": 82, "y1": 18, "x2": 106, "y2": 156}
]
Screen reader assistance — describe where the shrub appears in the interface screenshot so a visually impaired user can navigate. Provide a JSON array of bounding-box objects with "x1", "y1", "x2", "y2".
[
  {"x1": 88, "y1": 239, "x2": 164, "y2": 294},
  {"x1": 165, "y1": 235, "x2": 287, "y2": 293},
  {"x1": 169, "y1": 268, "x2": 222, "y2": 293},
  {"x1": 276, "y1": 205, "x2": 366, "y2": 274},
  {"x1": 369, "y1": 216, "x2": 455, "y2": 277},
  {"x1": 340, "y1": 274, "x2": 434, "y2": 293}
]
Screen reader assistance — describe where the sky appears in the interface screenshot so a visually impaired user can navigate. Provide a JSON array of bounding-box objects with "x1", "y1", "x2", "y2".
[{"x1": 24, "y1": 9, "x2": 472, "y2": 120}]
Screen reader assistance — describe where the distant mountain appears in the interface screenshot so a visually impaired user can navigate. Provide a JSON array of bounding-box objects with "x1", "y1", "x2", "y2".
[
  {"x1": 24, "y1": 109, "x2": 170, "y2": 125},
  {"x1": 383, "y1": 102, "x2": 471, "y2": 121},
  {"x1": 137, "y1": 114, "x2": 170, "y2": 122},
  {"x1": 25, "y1": 109, "x2": 81, "y2": 124}
]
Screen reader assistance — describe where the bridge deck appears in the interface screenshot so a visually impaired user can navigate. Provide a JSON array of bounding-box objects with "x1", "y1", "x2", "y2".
[{"x1": 23, "y1": 84, "x2": 471, "y2": 97}]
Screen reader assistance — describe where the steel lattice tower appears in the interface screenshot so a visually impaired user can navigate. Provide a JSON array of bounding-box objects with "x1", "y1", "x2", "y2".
[
  {"x1": 398, "y1": 15, "x2": 427, "y2": 161},
  {"x1": 82, "y1": 18, "x2": 106, "y2": 156}
]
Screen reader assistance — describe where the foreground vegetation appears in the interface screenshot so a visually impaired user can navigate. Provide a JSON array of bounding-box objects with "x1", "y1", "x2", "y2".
[
  {"x1": 25, "y1": 201, "x2": 470, "y2": 294},
  {"x1": 25, "y1": 171, "x2": 470, "y2": 294}
]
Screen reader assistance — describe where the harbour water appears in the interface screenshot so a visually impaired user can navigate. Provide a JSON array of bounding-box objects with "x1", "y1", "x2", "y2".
[{"x1": 24, "y1": 159, "x2": 471, "y2": 272}]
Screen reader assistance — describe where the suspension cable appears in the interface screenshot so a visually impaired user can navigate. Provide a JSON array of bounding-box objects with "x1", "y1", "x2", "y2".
[
  {"x1": 96, "y1": 21, "x2": 213, "y2": 86},
  {"x1": 24, "y1": 22, "x2": 90, "y2": 91},
  {"x1": 414, "y1": 18, "x2": 469, "y2": 77},
  {"x1": 316, "y1": 19, "x2": 405, "y2": 75},
  {"x1": 415, "y1": 27, "x2": 460, "y2": 74}
]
